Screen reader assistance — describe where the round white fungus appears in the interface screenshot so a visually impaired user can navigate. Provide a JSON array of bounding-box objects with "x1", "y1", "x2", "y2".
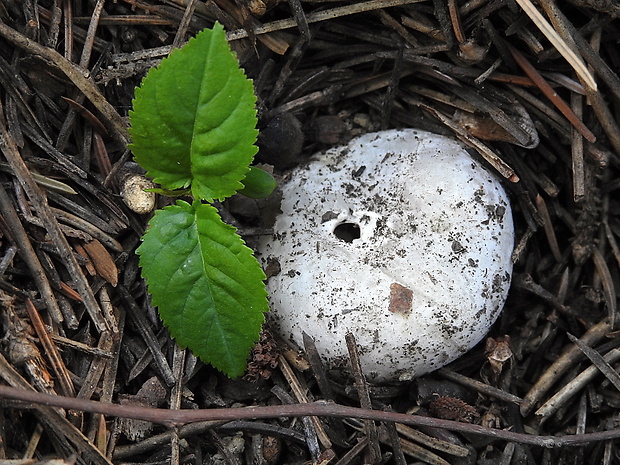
[
  {"x1": 121, "y1": 174, "x2": 156, "y2": 215},
  {"x1": 258, "y1": 129, "x2": 514, "y2": 383}
]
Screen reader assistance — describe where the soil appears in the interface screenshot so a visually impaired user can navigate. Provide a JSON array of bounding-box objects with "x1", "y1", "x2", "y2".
[{"x1": 0, "y1": 1, "x2": 619, "y2": 464}]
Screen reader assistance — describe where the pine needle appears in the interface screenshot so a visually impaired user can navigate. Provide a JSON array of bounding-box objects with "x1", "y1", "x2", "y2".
[{"x1": 514, "y1": 0, "x2": 597, "y2": 91}]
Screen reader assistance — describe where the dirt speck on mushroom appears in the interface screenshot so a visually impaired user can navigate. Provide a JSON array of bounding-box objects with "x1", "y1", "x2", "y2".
[{"x1": 388, "y1": 283, "x2": 413, "y2": 316}]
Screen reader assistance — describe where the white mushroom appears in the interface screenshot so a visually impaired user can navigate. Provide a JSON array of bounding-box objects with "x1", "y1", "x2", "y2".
[
  {"x1": 118, "y1": 162, "x2": 156, "y2": 215},
  {"x1": 259, "y1": 129, "x2": 514, "y2": 383},
  {"x1": 121, "y1": 174, "x2": 156, "y2": 215}
]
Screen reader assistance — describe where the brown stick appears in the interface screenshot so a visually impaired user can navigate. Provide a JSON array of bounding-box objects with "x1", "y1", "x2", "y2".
[
  {"x1": 506, "y1": 43, "x2": 596, "y2": 143},
  {"x1": 521, "y1": 318, "x2": 611, "y2": 416},
  {"x1": 24, "y1": 299, "x2": 75, "y2": 398},
  {"x1": 2, "y1": 385, "x2": 620, "y2": 447}
]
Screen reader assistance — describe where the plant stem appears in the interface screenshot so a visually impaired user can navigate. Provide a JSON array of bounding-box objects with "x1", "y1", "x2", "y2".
[{"x1": 1, "y1": 385, "x2": 620, "y2": 447}]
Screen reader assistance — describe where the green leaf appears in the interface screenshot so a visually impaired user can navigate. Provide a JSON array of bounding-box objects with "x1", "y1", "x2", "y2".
[
  {"x1": 129, "y1": 23, "x2": 258, "y2": 201},
  {"x1": 137, "y1": 200, "x2": 268, "y2": 377},
  {"x1": 239, "y1": 166, "x2": 277, "y2": 199}
]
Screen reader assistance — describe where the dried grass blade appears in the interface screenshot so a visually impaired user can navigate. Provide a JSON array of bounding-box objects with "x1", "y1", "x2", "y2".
[
  {"x1": 395, "y1": 424, "x2": 469, "y2": 457},
  {"x1": 507, "y1": 43, "x2": 596, "y2": 143},
  {"x1": 592, "y1": 249, "x2": 617, "y2": 328},
  {"x1": 513, "y1": 0, "x2": 596, "y2": 90},
  {"x1": 438, "y1": 368, "x2": 523, "y2": 405},
  {"x1": 278, "y1": 354, "x2": 333, "y2": 450},
  {"x1": 535, "y1": 194, "x2": 562, "y2": 262},
  {"x1": 567, "y1": 333, "x2": 620, "y2": 393},
  {"x1": 418, "y1": 103, "x2": 519, "y2": 182},
  {"x1": 570, "y1": 92, "x2": 585, "y2": 202},
  {"x1": 227, "y1": 0, "x2": 424, "y2": 40},
  {"x1": 61, "y1": 96, "x2": 109, "y2": 137},
  {"x1": 346, "y1": 332, "x2": 381, "y2": 463},
  {"x1": 25, "y1": 299, "x2": 75, "y2": 397},
  {"x1": 397, "y1": 438, "x2": 451, "y2": 465},
  {"x1": 0, "y1": 161, "x2": 77, "y2": 195},
  {"x1": 520, "y1": 318, "x2": 611, "y2": 416},
  {"x1": 273, "y1": 367, "x2": 322, "y2": 460},
  {"x1": 535, "y1": 348, "x2": 620, "y2": 420},
  {"x1": 119, "y1": 285, "x2": 176, "y2": 387}
]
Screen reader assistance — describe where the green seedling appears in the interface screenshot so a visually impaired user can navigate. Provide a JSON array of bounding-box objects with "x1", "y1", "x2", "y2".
[{"x1": 129, "y1": 23, "x2": 274, "y2": 377}]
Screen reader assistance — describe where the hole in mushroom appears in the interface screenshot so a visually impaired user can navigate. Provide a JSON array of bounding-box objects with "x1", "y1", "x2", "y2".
[{"x1": 333, "y1": 222, "x2": 361, "y2": 242}]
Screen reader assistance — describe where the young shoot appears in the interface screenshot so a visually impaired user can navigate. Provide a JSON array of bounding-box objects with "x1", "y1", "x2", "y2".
[{"x1": 129, "y1": 23, "x2": 274, "y2": 377}]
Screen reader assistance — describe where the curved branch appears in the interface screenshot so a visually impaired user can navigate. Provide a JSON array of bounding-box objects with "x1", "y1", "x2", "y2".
[{"x1": 1, "y1": 385, "x2": 619, "y2": 448}]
